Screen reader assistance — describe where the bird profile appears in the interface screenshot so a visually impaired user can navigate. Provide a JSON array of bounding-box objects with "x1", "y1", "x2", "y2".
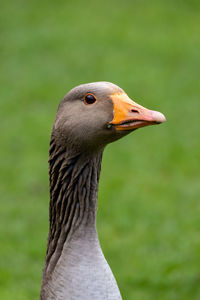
[{"x1": 40, "y1": 82, "x2": 166, "y2": 300}]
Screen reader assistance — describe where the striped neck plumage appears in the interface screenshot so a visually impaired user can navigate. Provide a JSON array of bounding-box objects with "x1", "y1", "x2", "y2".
[{"x1": 43, "y1": 137, "x2": 103, "y2": 276}]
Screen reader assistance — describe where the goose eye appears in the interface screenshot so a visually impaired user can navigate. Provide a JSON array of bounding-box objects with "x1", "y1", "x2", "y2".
[{"x1": 84, "y1": 93, "x2": 97, "y2": 105}]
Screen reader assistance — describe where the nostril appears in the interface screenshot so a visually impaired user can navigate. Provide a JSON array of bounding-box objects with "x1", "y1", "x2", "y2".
[{"x1": 131, "y1": 109, "x2": 139, "y2": 113}]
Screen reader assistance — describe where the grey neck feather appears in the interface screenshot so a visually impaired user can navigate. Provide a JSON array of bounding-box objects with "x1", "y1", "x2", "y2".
[{"x1": 40, "y1": 138, "x2": 122, "y2": 300}]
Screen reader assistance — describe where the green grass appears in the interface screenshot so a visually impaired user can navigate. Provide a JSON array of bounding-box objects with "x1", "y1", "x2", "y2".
[{"x1": 1, "y1": 0, "x2": 200, "y2": 299}]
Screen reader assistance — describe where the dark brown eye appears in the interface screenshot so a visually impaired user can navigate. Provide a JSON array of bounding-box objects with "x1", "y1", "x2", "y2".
[{"x1": 84, "y1": 93, "x2": 97, "y2": 105}]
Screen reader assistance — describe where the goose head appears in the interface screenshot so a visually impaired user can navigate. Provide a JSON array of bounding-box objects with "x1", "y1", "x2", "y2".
[{"x1": 52, "y1": 81, "x2": 166, "y2": 151}]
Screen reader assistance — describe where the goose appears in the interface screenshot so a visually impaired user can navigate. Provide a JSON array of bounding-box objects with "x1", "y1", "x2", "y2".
[{"x1": 40, "y1": 81, "x2": 166, "y2": 300}]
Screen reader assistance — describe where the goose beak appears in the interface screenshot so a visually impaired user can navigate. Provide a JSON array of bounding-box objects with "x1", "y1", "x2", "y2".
[{"x1": 110, "y1": 92, "x2": 166, "y2": 131}]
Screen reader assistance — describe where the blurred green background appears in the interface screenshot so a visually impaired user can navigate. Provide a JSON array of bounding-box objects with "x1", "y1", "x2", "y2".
[{"x1": 1, "y1": 0, "x2": 200, "y2": 299}]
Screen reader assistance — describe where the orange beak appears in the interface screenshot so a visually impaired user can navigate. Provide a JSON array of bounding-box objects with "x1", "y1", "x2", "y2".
[{"x1": 110, "y1": 92, "x2": 166, "y2": 131}]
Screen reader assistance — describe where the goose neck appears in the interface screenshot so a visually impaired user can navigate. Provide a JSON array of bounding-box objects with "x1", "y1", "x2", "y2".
[{"x1": 44, "y1": 141, "x2": 103, "y2": 274}]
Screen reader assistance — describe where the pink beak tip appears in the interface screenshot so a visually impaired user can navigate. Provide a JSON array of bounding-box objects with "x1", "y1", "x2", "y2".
[{"x1": 151, "y1": 110, "x2": 166, "y2": 124}]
